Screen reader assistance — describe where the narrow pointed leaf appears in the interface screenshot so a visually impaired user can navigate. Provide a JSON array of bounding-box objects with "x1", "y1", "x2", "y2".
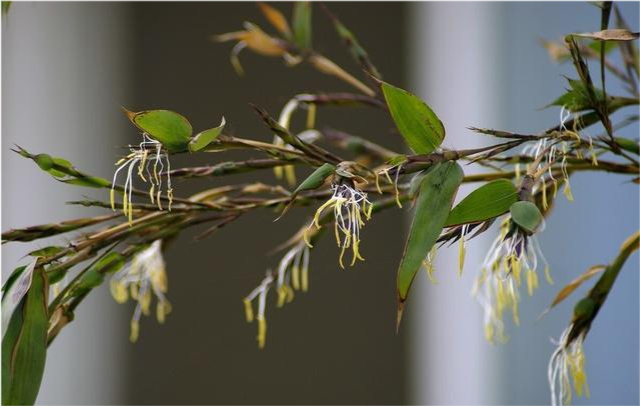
[
  {"x1": 292, "y1": 2, "x2": 312, "y2": 49},
  {"x1": 277, "y1": 163, "x2": 335, "y2": 220},
  {"x1": 445, "y1": 179, "x2": 518, "y2": 226},
  {"x1": 124, "y1": 108, "x2": 192, "y2": 153},
  {"x1": 323, "y1": 5, "x2": 381, "y2": 78},
  {"x1": 615, "y1": 137, "x2": 640, "y2": 155},
  {"x1": 293, "y1": 163, "x2": 335, "y2": 194},
  {"x1": 382, "y1": 82, "x2": 445, "y2": 154},
  {"x1": 1, "y1": 301, "x2": 24, "y2": 401},
  {"x1": 547, "y1": 79, "x2": 608, "y2": 112},
  {"x1": 71, "y1": 252, "x2": 126, "y2": 298},
  {"x1": 397, "y1": 162, "x2": 463, "y2": 305},
  {"x1": 2, "y1": 266, "x2": 48, "y2": 406},
  {"x1": 15, "y1": 148, "x2": 111, "y2": 189},
  {"x1": 2, "y1": 259, "x2": 37, "y2": 338},
  {"x1": 189, "y1": 117, "x2": 226, "y2": 152},
  {"x1": 510, "y1": 201, "x2": 543, "y2": 233}
]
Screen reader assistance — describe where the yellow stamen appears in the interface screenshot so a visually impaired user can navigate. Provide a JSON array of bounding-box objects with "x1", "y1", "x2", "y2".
[
  {"x1": 130, "y1": 319, "x2": 140, "y2": 343},
  {"x1": 374, "y1": 172, "x2": 382, "y2": 194},
  {"x1": 168, "y1": 188, "x2": 174, "y2": 212},
  {"x1": 292, "y1": 265, "x2": 300, "y2": 291},
  {"x1": 284, "y1": 165, "x2": 296, "y2": 186},
  {"x1": 458, "y1": 235, "x2": 466, "y2": 277},
  {"x1": 156, "y1": 302, "x2": 167, "y2": 324},
  {"x1": 110, "y1": 280, "x2": 128, "y2": 304},
  {"x1": 141, "y1": 290, "x2": 152, "y2": 316},
  {"x1": 257, "y1": 316, "x2": 267, "y2": 349},
  {"x1": 149, "y1": 184, "x2": 155, "y2": 204},
  {"x1": 544, "y1": 266, "x2": 554, "y2": 285},
  {"x1": 110, "y1": 189, "x2": 116, "y2": 211},
  {"x1": 563, "y1": 179, "x2": 574, "y2": 202},
  {"x1": 588, "y1": 138, "x2": 598, "y2": 166},
  {"x1": 306, "y1": 103, "x2": 316, "y2": 129},
  {"x1": 138, "y1": 150, "x2": 148, "y2": 181},
  {"x1": 301, "y1": 267, "x2": 309, "y2": 292},
  {"x1": 243, "y1": 298, "x2": 254, "y2": 322},
  {"x1": 276, "y1": 286, "x2": 287, "y2": 307}
]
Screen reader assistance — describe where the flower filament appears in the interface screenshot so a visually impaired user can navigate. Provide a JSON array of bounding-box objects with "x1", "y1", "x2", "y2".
[
  {"x1": 109, "y1": 240, "x2": 171, "y2": 342},
  {"x1": 305, "y1": 182, "x2": 372, "y2": 269},
  {"x1": 110, "y1": 133, "x2": 174, "y2": 224}
]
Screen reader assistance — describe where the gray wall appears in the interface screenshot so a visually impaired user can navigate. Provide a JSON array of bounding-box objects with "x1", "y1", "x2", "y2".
[{"x1": 499, "y1": 3, "x2": 639, "y2": 405}]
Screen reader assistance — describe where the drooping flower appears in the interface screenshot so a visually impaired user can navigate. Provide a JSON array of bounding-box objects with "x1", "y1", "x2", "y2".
[
  {"x1": 243, "y1": 227, "x2": 315, "y2": 349},
  {"x1": 305, "y1": 181, "x2": 373, "y2": 268},
  {"x1": 548, "y1": 325, "x2": 589, "y2": 406},
  {"x1": 473, "y1": 218, "x2": 553, "y2": 343},
  {"x1": 275, "y1": 240, "x2": 311, "y2": 306},
  {"x1": 243, "y1": 272, "x2": 274, "y2": 349},
  {"x1": 110, "y1": 132, "x2": 174, "y2": 223},
  {"x1": 376, "y1": 160, "x2": 404, "y2": 208},
  {"x1": 110, "y1": 240, "x2": 171, "y2": 342},
  {"x1": 522, "y1": 106, "x2": 597, "y2": 208}
]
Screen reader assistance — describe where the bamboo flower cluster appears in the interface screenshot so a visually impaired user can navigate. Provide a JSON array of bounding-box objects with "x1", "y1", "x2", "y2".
[{"x1": 2, "y1": 3, "x2": 638, "y2": 406}]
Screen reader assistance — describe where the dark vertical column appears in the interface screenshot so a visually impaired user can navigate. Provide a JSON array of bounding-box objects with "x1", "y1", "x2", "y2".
[{"x1": 127, "y1": 3, "x2": 408, "y2": 404}]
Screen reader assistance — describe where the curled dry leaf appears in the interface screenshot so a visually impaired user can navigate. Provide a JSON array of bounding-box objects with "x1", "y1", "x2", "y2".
[
  {"x1": 574, "y1": 29, "x2": 639, "y2": 41},
  {"x1": 549, "y1": 265, "x2": 606, "y2": 310}
]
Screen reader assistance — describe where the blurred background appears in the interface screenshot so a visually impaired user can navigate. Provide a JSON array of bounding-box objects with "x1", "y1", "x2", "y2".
[{"x1": 2, "y1": 2, "x2": 638, "y2": 405}]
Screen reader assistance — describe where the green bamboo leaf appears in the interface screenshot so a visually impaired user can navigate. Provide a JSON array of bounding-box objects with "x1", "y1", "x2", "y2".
[
  {"x1": 510, "y1": 201, "x2": 543, "y2": 233},
  {"x1": 397, "y1": 162, "x2": 463, "y2": 322},
  {"x1": 2, "y1": 1, "x2": 11, "y2": 16},
  {"x1": 445, "y1": 179, "x2": 518, "y2": 226},
  {"x1": 276, "y1": 163, "x2": 335, "y2": 221},
  {"x1": 381, "y1": 82, "x2": 445, "y2": 154},
  {"x1": 2, "y1": 300, "x2": 24, "y2": 400},
  {"x1": 123, "y1": 108, "x2": 192, "y2": 153},
  {"x1": 2, "y1": 259, "x2": 37, "y2": 336},
  {"x1": 63, "y1": 176, "x2": 111, "y2": 188},
  {"x1": 15, "y1": 147, "x2": 111, "y2": 189},
  {"x1": 547, "y1": 78, "x2": 608, "y2": 112},
  {"x1": 189, "y1": 117, "x2": 226, "y2": 152},
  {"x1": 323, "y1": 5, "x2": 381, "y2": 78},
  {"x1": 293, "y1": 163, "x2": 335, "y2": 194},
  {"x1": 408, "y1": 167, "x2": 433, "y2": 199},
  {"x1": 2, "y1": 266, "x2": 48, "y2": 406},
  {"x1": 615, "y1": 137, "x2": 639, "y2": 155},
  {"x1": 28, "y1": 246, "x2": 65, "y2": 258},
  {"x1": 292, "y1": 2, "x2": 312, "y2": 50},
  {"x1": 71, "y1": 252, "x2": 125, "y2": 298}
]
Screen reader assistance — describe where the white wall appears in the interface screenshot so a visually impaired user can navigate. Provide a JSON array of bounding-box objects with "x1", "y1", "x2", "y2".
[
  {"x1": 2, "y1": 3, "x2": 133, "y2": 404},
  {"x1": 408, "y1": 3, "x2": 506, "y2": 404}
]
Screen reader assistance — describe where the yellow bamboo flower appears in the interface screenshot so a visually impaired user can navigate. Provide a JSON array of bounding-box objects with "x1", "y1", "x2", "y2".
[
  {"x1": 473, "y1": 218, "x2": 552, "y2": 343},
  {"x1": 243, "y1": 272, "x2": 274, "y2": 349},
  {"x1": 110, "y1": 133, "x2": 174, "y2": 224},
  {"x1": 549, "y1": 326, "x2": 589, "y2": 406},
  {"x1": 109, "y1": 240, "x2": 171, "y2": 342},
  {"x1": 305, "y1": 182, "x2": 372, "y2": 269}
]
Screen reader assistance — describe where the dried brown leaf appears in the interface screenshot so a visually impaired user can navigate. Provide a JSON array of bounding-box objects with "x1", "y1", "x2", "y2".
[{"x1": 575, "y1": 29, "x2": 639, "y2": 41}]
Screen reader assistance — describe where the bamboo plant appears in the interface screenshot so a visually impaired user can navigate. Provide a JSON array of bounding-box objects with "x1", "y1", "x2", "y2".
[{"x1": 2, "y1": 2, "x2": 639, "y2": 405}]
